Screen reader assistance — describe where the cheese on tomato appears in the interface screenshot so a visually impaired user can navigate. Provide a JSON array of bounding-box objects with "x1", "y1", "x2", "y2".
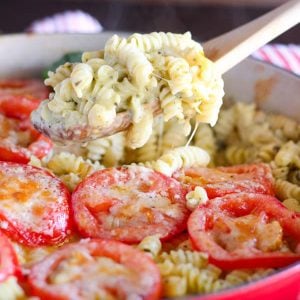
[
  {"x1": 0, "y1": 167, "x2": 66, "y2": 234},
  {"x1": 0, "y1": 277, "x2": 25, "y2": 300}
]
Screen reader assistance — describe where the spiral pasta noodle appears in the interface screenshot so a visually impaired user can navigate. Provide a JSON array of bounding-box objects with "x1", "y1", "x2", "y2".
[
  {"x1": 157, "y1": 249, "x2": 209, "y2": 268},
  {"x1": 275, "y1": 141, "x2": 300, "y2": 168},
  {"x1": 186, "y1": 186, "x2": 208, "y2": 210},
  {"x1": 193, "y1": 124, "x2": 216, "y2": 161},
  {"x1": 45, "y1": 63, "x2": 74, "y2": 88},
  {"x1": 282, "y1": 198, "x2": 300, "y2": 212},
  {"x1": 70, "y1": 63, "x2": 94, "y2": 98},
  {"x1": 137, "y1": 235, "x2": 162, "y2": 258},
  {"x1": 213, "y1": 107, "x2": 236, "y2": 141},
  {"x1": 161, "y1": 119, "x2": 188, "y2": 154},
  {"x1": 30, "y1": 152, "x2": 103, "y2": 191},
  {"x1": 105, "y1": 35, "x2": 153, "y2": 88},
  {"x1": 275, "y1": 179, "x2": 300, "y2": 201},
  {"x1": 225, "y1": 144, "x2": 255, "y2": 165},
  {"x1": 36, "y1": 32, "x2": 224, "y2": 149},
  {"x1": 158, "y1": 81, "x2": 184, "y2": 122},
  {"x1": 0, "y1": 277, "x2": 25, "y2": 300},
  {"x1": 128, "y1": 31, "x2": 201, "y2": 54},
  {"x1": 142, "y1": 146, "x2": 210, "y2": 176},
  {"x1": 267, "y1": 113, "x2": 300, "y2": 141}
]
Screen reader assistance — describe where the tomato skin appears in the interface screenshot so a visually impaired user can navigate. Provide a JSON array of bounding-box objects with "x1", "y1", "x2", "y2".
[
  {"x1": 175, "y1": 163, "x2": 275, "y2": 198},
  {"x1": 0, "y1": 162, "x2": 72, "y2": 246},
  {"x1": 0, "y1": 95, "x2": 41, "y2": 121},
  {"x1": 0, "y1": 231, "x2": 21, "y2": 282},
  {"x1": 28, "y1": 134, "x2": 53, "y2": 160},
  {"x1": 72, "y1": 166, "x2": 189, "y2": 244},
  {"x1": 188, "y1": 193, "x2": 300, "y2": 270},
  {"x1": 0, "y1": 145, "x2": 29, "y2": 164},
  {"x1": 0, "y1": 79, "x2": 49, "y2": 120},
  {"x1": 28, "y1": 239, "x2": 162, "y2": 300},
  {"x1": 0, "y1": 115, "x2": 53, "y2": 164}
]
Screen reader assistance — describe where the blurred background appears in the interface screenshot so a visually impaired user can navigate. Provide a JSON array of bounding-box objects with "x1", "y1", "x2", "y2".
[{"x1": 0, "y1": 0, "x2": 299, "y2": 43}]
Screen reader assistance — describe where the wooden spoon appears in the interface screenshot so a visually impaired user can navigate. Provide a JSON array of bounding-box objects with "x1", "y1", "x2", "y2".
[
  {"x1": 203, "y1": 0, "x2": 300, "y2": 74},
  {"x1": 32, "y1": 0, "x2": 300, "y2": 143}
]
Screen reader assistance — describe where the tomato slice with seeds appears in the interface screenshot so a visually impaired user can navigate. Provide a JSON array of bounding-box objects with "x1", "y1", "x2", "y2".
[
  {"x1": 188, "y1": 193, "x2": 300, "y2": 270},
  {"x1": 72, "y1": 166, "x2": 189, "y2": 243},
  {"x1": 0, "y1": 162, "x2": 71, "y2": 246},
  {"x1": 0, "y1": 231, "x2": 21, "y2": 282},
  {"x1": 174, "y1": 164, "x2": 274, "y2": 198},
  {"x1": 0, "y1": 114, "x2": 53, "y2": 163},
  {"x1": 28, "y1": 239, "x2": 162, "y2": 300},
  {"x1": 0, "y1": 79, "x2": 49, "y2": 120}
]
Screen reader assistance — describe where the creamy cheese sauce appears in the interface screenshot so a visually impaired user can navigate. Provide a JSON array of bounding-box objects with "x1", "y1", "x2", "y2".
[{"x1": 0, "y1": 164, "x2": 68, "y2": 235}]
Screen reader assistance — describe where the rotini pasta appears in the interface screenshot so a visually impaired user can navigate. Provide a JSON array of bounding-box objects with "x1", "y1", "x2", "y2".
[
  {"x1": 275, "y1": 141, "x2": 300, "y2": 168},
  {"x1": 126, "y1": 109, "x2": 154, "y2": 149},
  {"x1": 282, "y1": 198, "x2": 300, "y2": 212},
  {"x1": 142, "y1": 146, "x2": 210, "y2": 176},
  {"x1": 70, "y1": 63, "x2": 94, "y2": 98},
  {"x1": 137, "y1": 235, "x2": 162, "y2": 258},
  {"x1": 155, "y1": 249, "x2": 274, "y2": 297},
  {"x1": 275, "y1": 179, "x2": 300, "y2": 201},
  {"x1": 161, "y1": 119, "x2": 188, "y2": 154},
  {"x1": 186, "y1": 186, "x2": 208, "y2": 210},
  {"x1": 30, "y1": 152, "x2": 103, "y2": 191},
  {"x1": 157, "y1": 249, "x2": 208, "y2": 268},
  {"x1": 3, "y1": 29, "x2": 300, "y2": 300},
  {"x1": 0, "y1": 277, "x2": 25, "y2": 300},
  {"x1": 213, "y1": 106, "x2": 236, "y2": 141},
  {"x1": 193, "y1": 124, "x2": 216, "y2": 162},
  {"x1": 225, "y1": 144, "x2": 256, "y2": 165},
  {"x1": 45, "y1": 63, "x2": 74, "y2": 88},
  {"x1": 267, "y1": 113, "x2": 300, "y2": 141},
  {"x1": 33, "y1": 32, "x2": 224, "y2": 149}
]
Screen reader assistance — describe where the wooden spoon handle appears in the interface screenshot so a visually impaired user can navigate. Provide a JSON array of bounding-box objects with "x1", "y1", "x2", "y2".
[{"x1": 203, "y1": 0, "x2": 300, "y2": 74}]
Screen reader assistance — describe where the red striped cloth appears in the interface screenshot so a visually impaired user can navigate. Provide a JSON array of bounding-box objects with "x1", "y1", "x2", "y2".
[
  {"x1": 28, "y1": 11, "x2": 300, "y2": 75},
  {"x1": 27, "y1": 10, "x2": 102, "y2": 33},
  {"x1": 252, "y1": 44, "x2": 300, "y2": 75}
]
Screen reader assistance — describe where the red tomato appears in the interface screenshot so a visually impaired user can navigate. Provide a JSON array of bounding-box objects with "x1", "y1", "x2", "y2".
[
  {"x1": 28, "y1": 239, "x2": 162, "y2": 300},
  {"x1": 0, "y1": 231, "x2": 21, "y2": 282},
  {"x1": 174, "y1": 164, "x2": 274, "y2": 198},
  {"x1": 72, "y1": 166, "x2": 189, "y2": 243},
  {"x1": 188, "y1": 193, "x2": 300, "y2": 270},
  {"x1": 28, "y1": 134, "x2": 53, "y2": 160},
  {"x1": 0, "y1": 79, "x2": 49, "y2": 120},
  {"x1": 0, "y1": 162, "x2": 71, "y2": 246},
  {"x1": 0, "y1": 114, "x2": 53, "y2": 163},
  {"x1": 161, "y1": 231, "x2": 193, "y2": 252}
]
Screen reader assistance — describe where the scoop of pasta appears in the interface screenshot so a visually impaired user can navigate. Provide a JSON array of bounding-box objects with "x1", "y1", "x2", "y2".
[{"x1": 31, "y1": 32, "x2": 224, "y2": 148}]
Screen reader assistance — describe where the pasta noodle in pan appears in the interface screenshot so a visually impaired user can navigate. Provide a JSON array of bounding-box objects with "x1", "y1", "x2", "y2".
[
  {"x1": 26, "y1": 101, "x2": 300, "y2": 299},
  {"x1": 32, "y1": 32, "x2": 224, "y2": 147},
  {"x1": 0, "y1": 32, "x2": 299, "y2": 300}
]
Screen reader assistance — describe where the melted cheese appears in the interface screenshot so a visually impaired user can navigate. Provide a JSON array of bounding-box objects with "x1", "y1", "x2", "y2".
[
  {"x1": 0, "y1": 277, "x2": 25, "y2": 300},
  {"x1": 46, "y1": 244, "x2": 151, "y2": 299},
  {"x1": 79, "y1": 167, "x2": 186, "y2": 238},
  {"x1": 0, "y1": 164, "x2": 68, "y2": 237},
  {"x1": 213, "y1": 213, "x2": 285, "y2": 253}
]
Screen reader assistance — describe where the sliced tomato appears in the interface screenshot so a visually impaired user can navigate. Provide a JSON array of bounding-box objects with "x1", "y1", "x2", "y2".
[
  {"x1": 161, "y1": 231, "x2": 192, "y2": 252},
  {"x1": 188, "y1": 193, "x2": 300, "y2": 270},
  {"x1": 0, "y1": 231, "x2": 21, "y2": 282},
  {"x1": 72, "y1": 166, "x2": 189, "y2": 243},
  {"x1": 0, "y1": 79, "x2": 49, "y2": 120},
  {"x1": 28, "y1": 134, "x2": 53, "y2": 160},
  {"x1": 0, "y1": 162, "x2": 71, "y2": 246},
  {"x1": 174, "y1": 163, "x2": 274, "y2": 198},
  {"x1": 28, "y1": 239, "x2": 162, "y2": 300},
  {"x1": 0, "y1": 114, "x2": 53, "y2": 163}
]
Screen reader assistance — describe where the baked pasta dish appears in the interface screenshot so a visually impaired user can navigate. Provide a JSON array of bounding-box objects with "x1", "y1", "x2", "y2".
[{"x1": 0, "y1": 32, "x2": 299, "y2": 300}]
